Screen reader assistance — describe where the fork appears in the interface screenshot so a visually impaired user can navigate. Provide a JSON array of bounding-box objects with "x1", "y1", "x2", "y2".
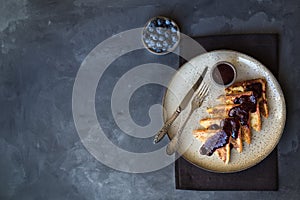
[{"x1": 166, "y1": 82, "x2": 209, "y2": 155}]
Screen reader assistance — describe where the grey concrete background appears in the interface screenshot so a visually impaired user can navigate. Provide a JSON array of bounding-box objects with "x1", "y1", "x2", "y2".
[{"x1": 0, "y1": 0, "x2": 299, "y2": 199}]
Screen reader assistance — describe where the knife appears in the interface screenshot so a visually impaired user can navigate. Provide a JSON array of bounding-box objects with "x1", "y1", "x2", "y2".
[{"x1": 153, "y1": 66, "x2": 208, "y2": 144}]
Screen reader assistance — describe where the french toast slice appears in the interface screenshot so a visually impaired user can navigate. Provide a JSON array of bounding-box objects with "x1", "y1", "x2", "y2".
[
  {"x1": 206, "y1": 104, "x2": 239, "y2": 117},
  {"x1": 199, "y1": 117, "x2": 222, "y2": 129},
  {"x1": 215, "y1": 143, "x2": 231, "y2": 164},
  {"x1": 250, "y1": 103, "x2": 261, "y2": 131},
  {"x1": 225, "y1": 78, "x2": 268, "y2": 118},
  {"x1": 193, "y1": 129, "x2": 218, "y2": 141},
  {"x1": 217, "y1": 91, "x2": 253, "y2": 104},
  {"x1": 193, "y1": 129, "x2": 230, "y2": 164},
  {"x1": 230, "y1": 134, "x2": 243, "y2": 153},
  {"x1": 241, "y1": 126, "x2": 251, "y2": 144}
]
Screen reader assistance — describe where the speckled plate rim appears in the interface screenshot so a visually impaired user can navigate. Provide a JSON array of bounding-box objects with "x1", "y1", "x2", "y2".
[{"x1": 162, "y1": 49, "x2": 286, "y2": 173}]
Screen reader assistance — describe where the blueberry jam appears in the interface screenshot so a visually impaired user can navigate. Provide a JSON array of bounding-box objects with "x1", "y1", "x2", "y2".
[
  {"x1": 212, "y1": 63, "x2": 235, "y2": 85},
  {"x1": 200, "y1": 130, "x2": 229, "y2": 156},
  {"x1": 220, "y1": 118, "x2": 240, "y2": 139}
]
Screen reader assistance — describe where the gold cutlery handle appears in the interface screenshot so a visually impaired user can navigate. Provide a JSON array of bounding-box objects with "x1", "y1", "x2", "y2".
[{"x1": 153, "y1": 107, "x2": 181, "y2": 144}]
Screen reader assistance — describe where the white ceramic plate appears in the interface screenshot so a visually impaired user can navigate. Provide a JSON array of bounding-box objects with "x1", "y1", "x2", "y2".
[{"x1": 163, "y1": 50, "x2": 286, "y2": 173}]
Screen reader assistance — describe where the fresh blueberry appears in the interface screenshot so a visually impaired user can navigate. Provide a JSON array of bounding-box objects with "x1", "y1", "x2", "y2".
[
  {"x1": 156, "y1": 27, "x2": 165, "y2": 35},
  {"x1": 156, "y1": 18, "x2": 163, "y2": 26},
  {"x1": 155, "y1": 49, "x2": 162, "y2": 53},
  {"x1": 171, "y1": 35, "x2": 178, "y2": 43},
  {"x1": 165, "y1": 19, "x2": 171, "y2": 25},
  {"x1": 156, "y1": 42, "x2": 162, "y2": 48},
  {"x1": 171, "y1": 26, "x2": 177, "y2": 33},
  {"x1": 147, "y1": 26, "x2": 154, "y2": 32},
  {"x1": 158, "y1": 35, "x2": 165, "y2": 41},
  {"x1": 164, "y1": 31, "x2": 170, "y2": 38},
  {"x1": 149, "y1": 20, "x2": 157, "y2": 27},
  {"x1": 162, "y1": 40, "x2": 169, "y2": 47},
  {"x1": 148, "y1": 40, "x2": 155, "y2": 47},
  {"x1": 151, "y1": 47, "x2": 156, "y2": 51},
  {"x1": 144, "y1": 38, "x2": 150, "y2": 44},
  {"x1": 150, "y1": 33, "x2": 158, "y2": 41},
  {"x1": 162, "y1": 47, "x2": 167, "y2": 52}
]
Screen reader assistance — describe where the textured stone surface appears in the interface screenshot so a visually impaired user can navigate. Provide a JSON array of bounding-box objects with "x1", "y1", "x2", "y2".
[{"x1": 0, "y1": 0, "x2": 299, "y2": 199}]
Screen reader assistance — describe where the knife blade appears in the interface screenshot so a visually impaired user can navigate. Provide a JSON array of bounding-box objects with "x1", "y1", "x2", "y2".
[
  {"x1": 153, "y1": 66, "x2": 208, "y2": 143},
  {"x1": 178, "y1": 66, "x2": 208, "y2": 110}
]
